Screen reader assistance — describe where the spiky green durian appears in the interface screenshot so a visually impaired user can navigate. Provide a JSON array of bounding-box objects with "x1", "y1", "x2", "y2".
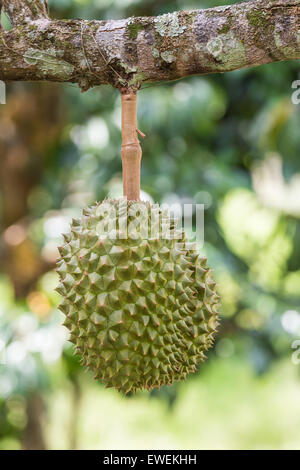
[{"x1": 56, "y1": 198, "x2": 220, "y2": 393}]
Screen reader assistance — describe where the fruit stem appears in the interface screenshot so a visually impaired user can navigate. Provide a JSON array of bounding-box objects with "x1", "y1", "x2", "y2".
[{"x1": 120, "y1": 91, "x2": 142, "y2": 201}]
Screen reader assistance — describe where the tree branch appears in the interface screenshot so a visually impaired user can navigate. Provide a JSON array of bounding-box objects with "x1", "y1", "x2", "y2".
[
  {"x1": 0, "y1": 0, "x2": 299, "y2": 91},
  {"x1": 2, "y1": 1, "x2": 48, "y2": 25}
]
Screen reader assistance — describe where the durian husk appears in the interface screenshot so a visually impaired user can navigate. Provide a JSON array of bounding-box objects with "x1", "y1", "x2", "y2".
[{"x1": 56, "y1": 199, "x2": 220, "y2": 393}]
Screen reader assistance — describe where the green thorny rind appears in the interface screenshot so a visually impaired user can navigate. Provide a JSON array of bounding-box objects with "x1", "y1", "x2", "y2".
[{"x1": 56, "y1": 199, "x2": 220, "y2": 394}]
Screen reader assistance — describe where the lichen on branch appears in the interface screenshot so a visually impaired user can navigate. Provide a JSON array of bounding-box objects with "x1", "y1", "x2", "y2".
[
  {"x1": 0, "y1": 0, "x2": 299, "y2": 91},
  {"x1": 2, "y1": 0, "x2": 48, "y2": 25}
]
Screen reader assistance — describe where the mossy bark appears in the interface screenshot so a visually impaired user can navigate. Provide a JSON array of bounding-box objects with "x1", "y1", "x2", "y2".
[
  {"x1": 2, "y1": 0, "x2": 48, "y2": 25},
  {"x1": 1, "y1": 0, "x2": 300, "y2": 91}
]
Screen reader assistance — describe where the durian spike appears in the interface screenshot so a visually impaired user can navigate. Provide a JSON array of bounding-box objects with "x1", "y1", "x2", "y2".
[{"x1": 120, "y1": 91, "x2": 144, "y2": 201}]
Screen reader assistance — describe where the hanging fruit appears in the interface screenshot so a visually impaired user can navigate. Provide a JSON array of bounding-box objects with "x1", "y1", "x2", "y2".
[{"x1": 56, "y1": 90, "x2": 220, "y2": 394}]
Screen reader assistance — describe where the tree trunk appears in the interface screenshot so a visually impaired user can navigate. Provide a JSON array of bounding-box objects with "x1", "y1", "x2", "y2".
[{"x1": 22, "y1": 393, "x2": 46, "y2": 450}]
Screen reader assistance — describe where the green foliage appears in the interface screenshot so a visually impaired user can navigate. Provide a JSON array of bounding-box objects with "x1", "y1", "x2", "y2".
[{"x1": 1, "y1": 0, "x2": 300, "y2": 449}]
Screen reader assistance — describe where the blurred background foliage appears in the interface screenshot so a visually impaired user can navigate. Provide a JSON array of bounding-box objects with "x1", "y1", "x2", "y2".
[{"x1": 0, "y1": 0, "x2": 300, "y2": 450}]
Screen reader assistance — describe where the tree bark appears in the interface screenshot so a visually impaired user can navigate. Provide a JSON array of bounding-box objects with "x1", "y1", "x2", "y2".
[
  {"x1": 22, "y1": 393, "x2": 46, "y2": 450},
  {"x1": 2, "y1": 0, "x2": 48, "y2": 25},
  {"x1": 0, "y1": 0, "x2": 299, "y2": 91}
]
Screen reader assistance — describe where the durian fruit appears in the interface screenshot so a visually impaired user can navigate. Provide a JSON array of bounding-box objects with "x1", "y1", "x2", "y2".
[{"x1": 56, "y1": 198, "x2": 220, "y2": 394}]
